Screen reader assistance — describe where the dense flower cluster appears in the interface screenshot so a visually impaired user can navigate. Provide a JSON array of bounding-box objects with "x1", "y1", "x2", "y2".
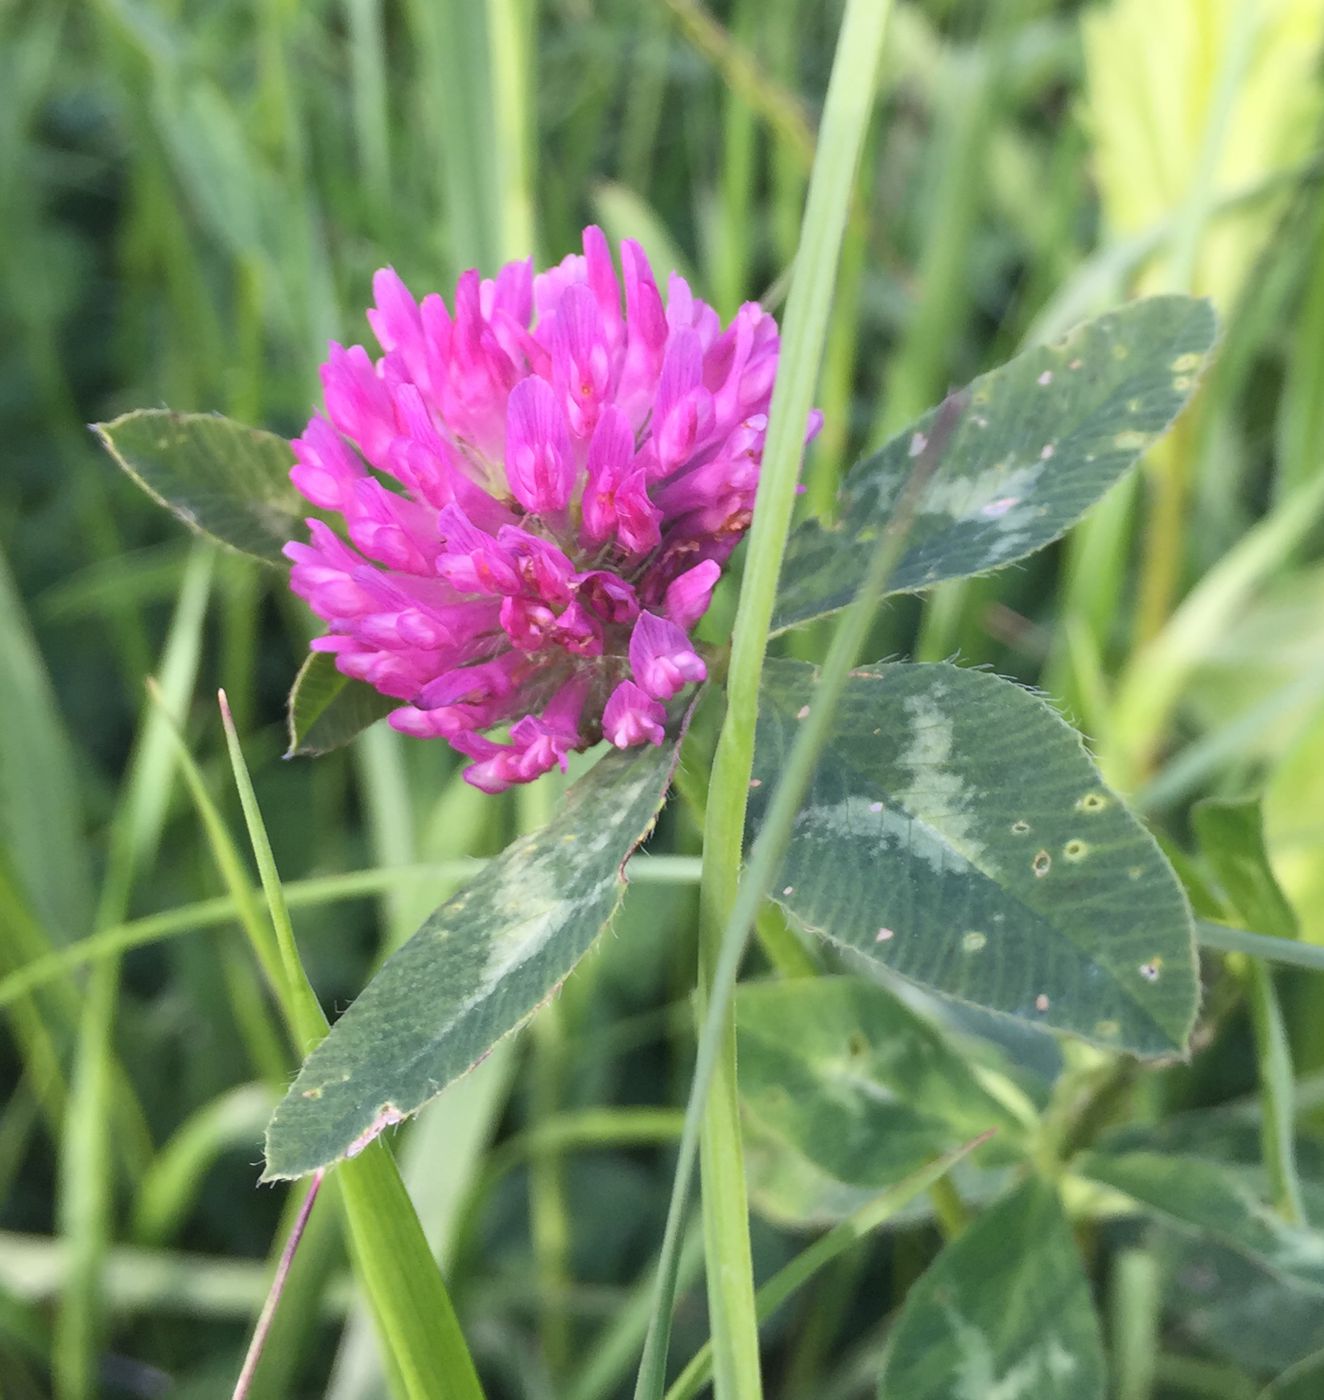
[{"x1": 286, "y1": 227, "x2": 809, "y2": 791}]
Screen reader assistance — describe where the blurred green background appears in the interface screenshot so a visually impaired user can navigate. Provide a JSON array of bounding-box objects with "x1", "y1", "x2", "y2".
[{"x1": 4, "y1": 0, "x2": 1324, "y2": 1396}]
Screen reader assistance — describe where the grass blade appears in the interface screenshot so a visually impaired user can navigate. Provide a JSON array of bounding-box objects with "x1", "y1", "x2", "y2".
[
  {"x1": 664, "y1": 1134, "x2": 994, "y2": 1400},
  {"x1": 216, "y1": 697, "x2": 486, "y2": 1400},
  {"x1": 641, "y1": 6, "x2": 893, "y2": 1396}
]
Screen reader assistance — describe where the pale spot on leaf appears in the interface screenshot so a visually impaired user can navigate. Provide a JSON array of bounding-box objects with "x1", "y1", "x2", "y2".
[
  {"x1": 981, "y1": 496, "x2": 1019, "y2": 519},
  {"x1": 895, "y1": 694, "x2": 989, "y2": 868}
]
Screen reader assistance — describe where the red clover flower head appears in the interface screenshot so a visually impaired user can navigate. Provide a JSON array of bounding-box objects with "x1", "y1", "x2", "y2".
[{"x1": 285, "y1": 227, "x2": 816, "y2": 792}]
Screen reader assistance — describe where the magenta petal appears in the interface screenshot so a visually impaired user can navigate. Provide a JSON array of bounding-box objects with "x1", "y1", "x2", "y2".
[
  {"x1": 663, "y1": 560, "x2": 721, "y2": 629},
  {"x1": 581, "y1": 406, "x2": 635, "y2": 544},
  {"x1": 575, "y1": 570, "x2": 640, "y2": 624},
  {"x1": 551, "y1": 283, "x2": 612, "y2": 437},
  {"x1": 628, "y1": 610, "x2": 707, "y2": 701},
  {"x1": 415, "y1": 653, "x2": 521, "y2": 711},
  {"x1": 505, "y1": 377, "x2": 574, "y2": 515},
  {"x1": 290, "y1": 416, "x2": 366, "y2": 511},
  {"x1": 321, "y1": 342, "x2": 399, "y2": 470},
  {"x1": 603, "y1": 680, "x2": 666, "y2": 748}
]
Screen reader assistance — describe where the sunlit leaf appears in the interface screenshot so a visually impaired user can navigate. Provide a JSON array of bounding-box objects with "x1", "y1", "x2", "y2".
[
  {"x1": 749, "y1": 659, "x2": 1198, "y2": 1055},
  {"x1": 878, "y1": 1178, "x2": 1105, "y2": 1400},
  {"x1": 774, "y1": 296, "x2": 1217, "y2": 632},
  {"x1": 95, "y1": 409, "x2": 300, "y2": 565},
  {"x1": 264, "y1": 737, "x2": 682, "y2": 1178}
]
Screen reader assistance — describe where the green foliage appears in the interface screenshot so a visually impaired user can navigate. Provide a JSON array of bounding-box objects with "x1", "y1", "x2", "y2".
[
  {"x1": 1262, "y1": 1351, "x2": 1324, "y2": 1399},
  {"x1": 750, "y1": 659, "x2": 1198, "y2": 1054},
  {"x1": 877, "y1": 1179, "x2": 1106, "y2": 1400},
  {"x1": 265, "y1": 736, "x2": 682, "y2": 1178},
  {"x1": 1081, "y1": 1148, "x2": 1324, "y2": 1293},
  {"x1": 773, "y1": 296, "x2": 1217, "y2": 632},
  {"x1": 8, "y1": 0, "x2": 1324, "y2": 1396},
  {"x1": 286, "y1": 652, "x2": 397, "y2": 757},
  {"x1": 94, "y1": 411, "x2": 302, "y2": 566},
  {"x1": 1195, "y1": 797, "x2": 1300, "y2": 941},
  {"x1": 737, "y1": 976, "x2": 1022, "y2": 1226},
  {"x1": 0, "y1": 552, "x2": 93, "y2": 942},
  {"x1": 216, "y1": 686, "x2": 485, "y2": 1398}
]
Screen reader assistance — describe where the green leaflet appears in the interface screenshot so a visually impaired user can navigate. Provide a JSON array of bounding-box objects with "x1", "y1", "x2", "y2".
[
  {"x1": 264, "y1": 737, "x2": 682, "y2": 1179},
  {"x1": 1261, "y1": 1351, "x2": 1324, "y2": 1399},
  {"x1": 1158, "y1": 1234, "x2": 1324, "y2": 1378},
  {"x1": 773, "y1": 295, "x2": 1217, "y2": 633},
  {"x1": 1088, "y1": 1107, "x2": 1324, "y2": 1374},
  {"x1": 285, "y1": 652, "x2": 397, "y2": 757},
  {"x1": 877, "y1": 1179, "x2": 1105, "y2": 1400},
  {"x1": 1080, "y1": 1148, "x2": 1324, "y2": 1294},
  {"x1": 1193, "y1": 796, "x2": 1299, "y2": 940},
  {"x1": 749, "y1": 659, "x2": 1198, "y2": 1056},
  {"x1": 95, "y1": 410, "x2": 301, "y2": 566},
  {"x1": 736, "y1": 976, "x2": 1025, "y2": 1228}
]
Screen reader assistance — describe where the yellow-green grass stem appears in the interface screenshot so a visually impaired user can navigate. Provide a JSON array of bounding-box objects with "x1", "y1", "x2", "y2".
[{"x1": 686, "y1": 3, "x2": 891, "y2": 1394}]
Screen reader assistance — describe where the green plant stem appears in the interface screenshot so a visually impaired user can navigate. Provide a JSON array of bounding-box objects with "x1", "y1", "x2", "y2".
[
  {"x1": 1133, "y1": 411, "x2": 1198, "y2": 654},
  {"x1": 638, "y1": 384, "x2": 953, "y2": 1400},
  {"x1": 1195, "y1": 921, "x2": 1324, "y2": 975},
  {"x1": 1109, "y1": 1246, "x2": 1160, "y2": 1400},
  {"x1": 487, "y1": 0, "x2": 537, "y2": 263},
  {"x1": 1131, "y1": 2, "x2": 1257, "y2": 651},
  {"x1": 519, "y1": 775, "x2": 572, "y2": 1375},
  {"x1": 568, "y1": 1224, "x2": 706, "y2": 1400},
  {"x1": 216, "y1": 698, "x2": 486, "y2": 1400},
  {"x1": 54, "y1": 545, "x2": 213, "y2": 1400},
  {"x1": 0, "y1": 854, "x2": 705, "y2": 1011},
  {"x1": 683, "y1": 6, "x2": 891, "y2": 1397},
  {"x1": 1243, "y1": 959, "x2": 1307, "y2": 1224},
  {"x1": 663, "y1": 1135, "x2": 991, "y2": 1400},
  {"x1": 662, "y1": 0, "x2": 816, "y2": 175}
]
